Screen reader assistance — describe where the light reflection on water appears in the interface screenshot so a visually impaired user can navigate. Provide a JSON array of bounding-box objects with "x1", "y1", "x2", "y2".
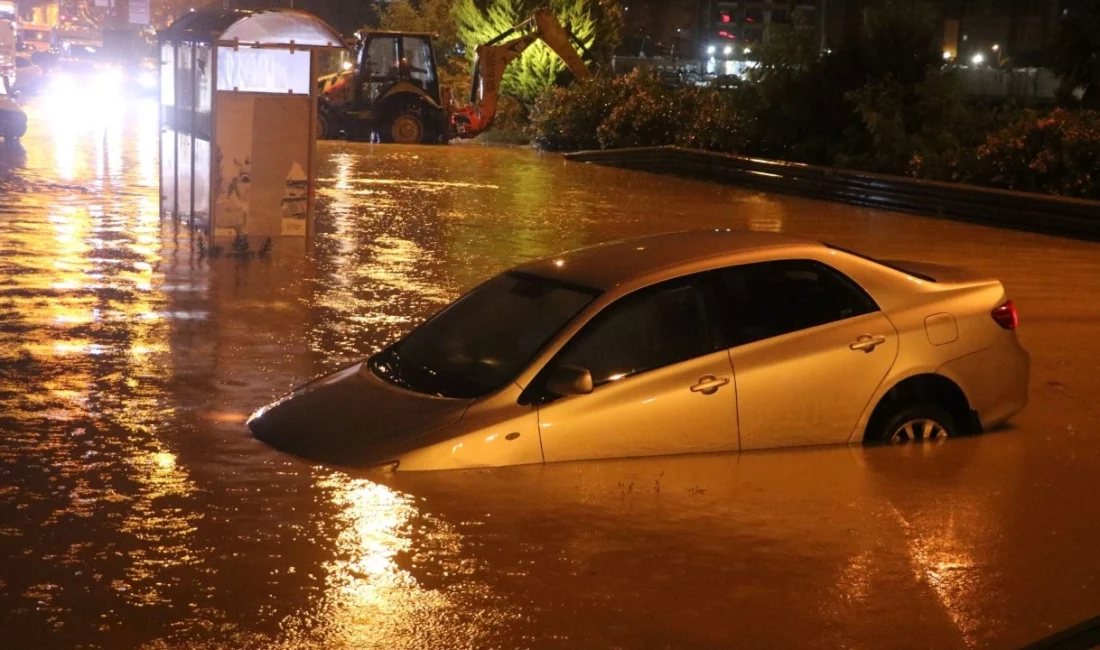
[{"x1": 1, "y1": 96, "x2": 1100, "y2": 649}]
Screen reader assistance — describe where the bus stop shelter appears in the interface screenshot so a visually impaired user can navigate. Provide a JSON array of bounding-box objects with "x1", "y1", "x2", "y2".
[{"x1": 159, "y1": 8, "x2": 346, "y2": 240}]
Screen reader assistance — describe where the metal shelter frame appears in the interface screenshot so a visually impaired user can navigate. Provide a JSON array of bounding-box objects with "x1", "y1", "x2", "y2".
[{"x1": 159, "y1": 7, "x2": 346, "y2": 240}]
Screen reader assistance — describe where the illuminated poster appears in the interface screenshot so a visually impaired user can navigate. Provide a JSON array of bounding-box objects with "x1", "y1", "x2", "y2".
[{"x1": 213, "y1": 91, "x2": 310, "y2": 237}]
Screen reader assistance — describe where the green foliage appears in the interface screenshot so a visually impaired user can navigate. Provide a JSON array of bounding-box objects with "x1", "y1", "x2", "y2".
[
  {"x1": 531, "y1": 0, "x2": 1100, "y2": 199},
  {"x1": 454, "y1": 0, "x2": 621, "y2": 105},
  {"x1": 1050, "y1": 5, "x2": 1100, "y2": 108},
  {"x1": 379, "y1": 0, "x2": 469, "y2": 95},
  {"x1": 972, "y1": 109, "x2": 1100, "y2": 199},
  {"x1": 596, "y1": 70, "x2": 685, "y2": 149},
  {"x1": 379, "y1": 0, "x2": 461, "y2": 59},
  {"x1": 530, "y1": 72, "x2": 628, "y2": 150},
  {"x1": 841, "y1": 69, "x2": 999, "y2": 179},
  {"x1": 678, "y1": 84, "x2": 763, "y2": 154}
]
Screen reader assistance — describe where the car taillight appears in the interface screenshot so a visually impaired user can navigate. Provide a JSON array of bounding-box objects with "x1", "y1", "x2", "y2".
[{"x1": 992, "y1": 300, "x2": 1018, "y2": 329}]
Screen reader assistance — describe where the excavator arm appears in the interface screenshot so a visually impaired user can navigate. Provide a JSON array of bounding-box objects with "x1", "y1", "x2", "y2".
[{"x1": 454, "y1": 8, "x2": 594, "y2": 137}]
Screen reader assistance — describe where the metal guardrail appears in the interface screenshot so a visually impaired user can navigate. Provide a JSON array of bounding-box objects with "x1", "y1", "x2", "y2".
[
  {"x1": 1018, "y1": 614, "x2": 1100, "y2": 650},
  {"x1": 564, "y1": 146, "x2": 1100, "y2": 241}
]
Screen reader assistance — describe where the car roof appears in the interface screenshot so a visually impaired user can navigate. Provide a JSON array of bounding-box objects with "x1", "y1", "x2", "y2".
[{"x1": 514, "y1": 230, "x2": 821, "y2": 291}]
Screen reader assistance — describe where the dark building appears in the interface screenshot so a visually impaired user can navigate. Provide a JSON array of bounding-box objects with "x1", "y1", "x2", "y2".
[
  {"x1": 945, "y1": 0, "x2": 1084, "y2": 66},
  {"x1": 620, "y1": 0, "x2": 699, "y2": 57},
  {"x1": 621, "y1": 0, "x2": 825, "y2": 59},
  {"x1": 826, "y1": 0, "x2": 1084, "y2": 66},
  {"x1": 705, "y1": 1, "x2": 824, "y2": 52},
  {"x1": 622, "y1": 0, "x2": 1086, "y2": 65}
]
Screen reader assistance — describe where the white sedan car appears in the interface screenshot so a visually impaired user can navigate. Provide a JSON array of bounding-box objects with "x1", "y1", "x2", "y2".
[{"x1": 248, "y1": 230, "x2": 1029, "y2": 470}]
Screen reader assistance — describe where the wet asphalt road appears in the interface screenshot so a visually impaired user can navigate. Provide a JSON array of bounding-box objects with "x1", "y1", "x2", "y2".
[{"x1": 1, "y1": 94, "x2": 1099, "y2": 649}]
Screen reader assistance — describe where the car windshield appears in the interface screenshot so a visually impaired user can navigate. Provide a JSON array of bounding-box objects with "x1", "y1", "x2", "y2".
[{"x1": 370, "y1": 272, "x2": 599, "y2": 398}]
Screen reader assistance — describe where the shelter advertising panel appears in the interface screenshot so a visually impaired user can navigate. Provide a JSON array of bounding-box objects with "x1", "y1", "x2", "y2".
[{"x1": 213, "y1": 92, "x2": 310, "y2": 237}]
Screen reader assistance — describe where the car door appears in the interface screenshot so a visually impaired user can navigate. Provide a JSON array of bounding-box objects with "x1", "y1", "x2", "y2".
[
  {"x1": 533, "y1": 275, "x2": 739, "y2": 464},
  {"x1": 709, "y1": 260, "x2": 899, "y2": 450}
]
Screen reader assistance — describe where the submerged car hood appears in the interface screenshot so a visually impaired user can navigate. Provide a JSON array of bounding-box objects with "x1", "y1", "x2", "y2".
[{"x1": 247, "y1": 363, "x2": 472, "y2": 465}]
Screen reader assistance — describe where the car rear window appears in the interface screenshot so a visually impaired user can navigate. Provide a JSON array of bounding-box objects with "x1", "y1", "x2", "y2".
[{"x1": 824, "y1": 244, "x2": 938, "y2": 283}]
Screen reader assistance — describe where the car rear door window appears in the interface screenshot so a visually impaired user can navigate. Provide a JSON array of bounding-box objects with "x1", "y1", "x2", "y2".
[
  {"x1": 709, "y1": 260, "x2": 877, "y2": 347},
  {"x1": 552, "y1": 277, "x2": 716, "y2": 386}
]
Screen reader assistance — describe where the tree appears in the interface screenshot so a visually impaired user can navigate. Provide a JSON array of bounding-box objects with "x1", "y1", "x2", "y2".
[
  {"x1": 454, "y1": 0, "x2": 622, "y2": 105},
  {"x1": 379, "y1": 0, "x2": 469, "y2": 98},
  {"x1": 1051, "y1": 4, "x2": 1100, "y2": 108},
  {"x1": 296, "y1": 0, "x2": 380, "y2": 38},
  {"x1": 379, "y1": 0, "x2": 461, "y2": 59}
]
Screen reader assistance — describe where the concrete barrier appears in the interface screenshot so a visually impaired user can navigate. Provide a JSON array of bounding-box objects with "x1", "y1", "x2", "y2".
[{"x1": 564, "y1": 146, "x2": 1100, "y2": 241}]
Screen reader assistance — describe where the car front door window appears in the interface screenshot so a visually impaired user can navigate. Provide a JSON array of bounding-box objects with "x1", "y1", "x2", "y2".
[
  {"x1": 534, "y1": 276, "x2": 740, "y2": 463},
  {"x1": 552, "y1": 279, "x2": 716, "y2": 387}
]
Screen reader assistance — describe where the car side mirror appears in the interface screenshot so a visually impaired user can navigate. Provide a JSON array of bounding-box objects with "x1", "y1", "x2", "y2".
[{"x1": 546, "y1": 365, "x2": 593, "y2": 397}]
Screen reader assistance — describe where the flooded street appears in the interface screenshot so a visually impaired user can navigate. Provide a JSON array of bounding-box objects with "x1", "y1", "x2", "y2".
[{"x1": 3, "y1": 94, "x2": 1100, "y2": 650}]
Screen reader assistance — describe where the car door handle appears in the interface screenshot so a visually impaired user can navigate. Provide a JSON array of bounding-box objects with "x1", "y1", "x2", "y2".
[
  {"x1": 850, "y1": 334, "x2": 888, "y2": 353},
  {"x1": 690, "y1": 375, "x2": 730, "y2": 395}
]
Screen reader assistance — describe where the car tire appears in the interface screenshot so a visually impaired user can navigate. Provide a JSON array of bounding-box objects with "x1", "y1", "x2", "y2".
[{"x1": 873, "y1": 403, "x2": 956, "y2": 444}]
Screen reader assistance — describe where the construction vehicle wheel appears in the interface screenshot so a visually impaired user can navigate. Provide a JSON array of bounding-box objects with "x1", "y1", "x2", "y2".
[
  {"x1": 387, "y1": 111, "x2": 426, "y2": 144},
  {"x1": 316, "y1": 110, "x2": 332, "y2": 140}
]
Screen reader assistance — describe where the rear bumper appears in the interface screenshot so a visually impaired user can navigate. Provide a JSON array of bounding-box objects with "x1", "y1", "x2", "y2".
[{"x1": 937, "y1": 333, "x2": 1029, "y2": 430}]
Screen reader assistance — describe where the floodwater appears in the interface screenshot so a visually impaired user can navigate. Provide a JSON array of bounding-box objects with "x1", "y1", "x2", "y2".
[{"x1": 2, "y1": 93, "x2": 1100, "y2": 650}]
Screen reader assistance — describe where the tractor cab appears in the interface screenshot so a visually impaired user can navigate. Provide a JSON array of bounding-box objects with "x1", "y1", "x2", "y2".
[
  {"x1": 318, "y1": 30, "x2": 448, "y2": 144},
  {"x1": 356, "y1": 32, "x2": 440, "y2": 106}
]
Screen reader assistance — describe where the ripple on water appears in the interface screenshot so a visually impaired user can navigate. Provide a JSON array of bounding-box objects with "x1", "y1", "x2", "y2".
[{"x1": 2, "y1": 98, "x2": 1100, "y2": 650}]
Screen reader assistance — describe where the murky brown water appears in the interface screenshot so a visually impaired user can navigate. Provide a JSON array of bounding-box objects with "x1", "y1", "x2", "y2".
[{"x1": 2, "y1": 94, "x2": 1100, "y2": 650}]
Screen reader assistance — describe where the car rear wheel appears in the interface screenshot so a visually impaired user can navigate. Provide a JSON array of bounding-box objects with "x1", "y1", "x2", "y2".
[{"x1": 875, "y1": 404, "x2": 956, "y2": 444}]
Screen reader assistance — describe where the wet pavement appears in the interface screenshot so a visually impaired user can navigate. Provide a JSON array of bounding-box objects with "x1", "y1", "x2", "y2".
[{"x1": 2, "y1": 93, "x2": 1100, "y2": 650}]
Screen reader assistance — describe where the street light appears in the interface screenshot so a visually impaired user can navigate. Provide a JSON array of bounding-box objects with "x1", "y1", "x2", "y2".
[
  {"x1": 991, "y1": 44, "x2": 1000, "y2": 52},
  {"x1": 971, "y1": 53, "x2": 984, "y2": 66},
  {"x1": 723, "y1": 45, "x2": 732, "y2": 56},
  {"x1": 743, "y1": 47, "x2": 752, "y2": 55},
  {"x1": 706, "y1": 45, "x2": 716, "y2": 55},
  {"x1": 942, "y1": 50, "x2": 952, "y2": 60}
]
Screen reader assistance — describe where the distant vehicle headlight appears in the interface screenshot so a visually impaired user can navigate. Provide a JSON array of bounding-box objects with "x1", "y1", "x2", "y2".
[
  {"x1": 51, "y1": 71, "x2": 72, "y2": 90},
  {"x1": 98, "y1": 67, "x2": 123, "y2": 89}
]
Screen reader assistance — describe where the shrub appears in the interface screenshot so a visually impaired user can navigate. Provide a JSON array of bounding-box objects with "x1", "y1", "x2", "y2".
[
  {"x1": 973, "y1": 109, "x2": 1100, "y2": 199},
  {"x1": 596, "y1": 70, "x2": 686, "y2": 149},
  {"x1": 532, "y1": 69, "x2": 761, "y2": 153},
  {"x1": 530, "y1": 75, "x2": 627, "y2": 151},
  {"x1": 678, "y1": 86, "x2": 764, "y2": 154}
]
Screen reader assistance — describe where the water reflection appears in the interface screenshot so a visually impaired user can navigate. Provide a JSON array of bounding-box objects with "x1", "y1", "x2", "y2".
[{"x1": 2, "y1": 97, "x2": 1100, "y2": 649}]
